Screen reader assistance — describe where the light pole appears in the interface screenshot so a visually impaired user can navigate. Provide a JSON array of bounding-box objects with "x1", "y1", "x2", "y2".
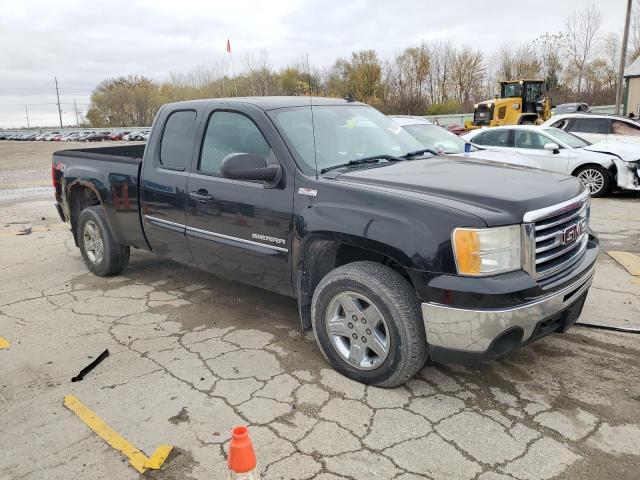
[{"x1": 615, "y1": 0, "x2": 633, "y2": 115}]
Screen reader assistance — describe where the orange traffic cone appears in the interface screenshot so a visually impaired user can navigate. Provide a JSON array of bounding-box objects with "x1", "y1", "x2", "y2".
[{"x1": 227, "y1": 426, "x2": 260, "y2": 479}]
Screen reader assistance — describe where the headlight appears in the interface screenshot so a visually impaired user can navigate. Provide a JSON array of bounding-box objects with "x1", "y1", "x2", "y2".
[{"x1": 452, "y1": 225, "x2": 521, "y2": 276}]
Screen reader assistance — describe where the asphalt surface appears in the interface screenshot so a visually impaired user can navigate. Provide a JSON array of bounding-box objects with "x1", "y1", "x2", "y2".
[{"x1": 1, "y1": 141, "x2": 639, "y2": 480}]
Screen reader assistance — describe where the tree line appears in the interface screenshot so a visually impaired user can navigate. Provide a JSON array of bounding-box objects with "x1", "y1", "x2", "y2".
[{"x1": 87, "y1": 1, "x2": 640, "y2": 127}]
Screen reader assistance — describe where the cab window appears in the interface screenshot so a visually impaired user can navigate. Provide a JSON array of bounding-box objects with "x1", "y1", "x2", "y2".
[
  {"x1": 199, "y1": 111, "x2": 272, "y2": 175},
  {"x1": 159, "y1": 110, "x2": 197, "y2": 170}
]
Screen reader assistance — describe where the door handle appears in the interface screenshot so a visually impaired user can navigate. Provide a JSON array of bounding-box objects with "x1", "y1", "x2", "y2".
[{"x1": 189, "y1": 190, "x2": 213, "y2": 203}]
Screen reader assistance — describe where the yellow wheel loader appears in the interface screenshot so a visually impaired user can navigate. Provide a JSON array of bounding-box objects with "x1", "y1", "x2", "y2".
[{"x1": 465, "y1": 80, "x2": 552, "y2": 129}]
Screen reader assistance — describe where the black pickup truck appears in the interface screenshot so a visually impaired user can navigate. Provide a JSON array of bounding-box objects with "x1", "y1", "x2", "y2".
[{"x1": 52, "y1": 97, "x2": 598, "y2": 387}]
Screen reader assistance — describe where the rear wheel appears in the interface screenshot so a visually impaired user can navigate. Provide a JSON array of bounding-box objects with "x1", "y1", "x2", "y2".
[
  {"x1": 575, "y1": 165, "x2": 610, "y2": 197},
  {"x1": 78, "y1": 206, "x2": 130, "y2": 276},
  {"x1": 311, "y1": 261, "x2": 427, "y2": 387}
]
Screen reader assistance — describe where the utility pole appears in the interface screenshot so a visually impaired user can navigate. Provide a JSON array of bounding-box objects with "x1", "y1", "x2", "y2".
[
  {"x1": 25, "y1": 106, "x2": 30, "y2": 129},
  {"x1": 54, "y1": 76, "x2": 63, "y2": 128},
  {"x1": 615, "y1": 0, "x2": 633, "y2": 115},
  {"x1": 73, "y1": 98, "x2": 80, "y2": 126}
]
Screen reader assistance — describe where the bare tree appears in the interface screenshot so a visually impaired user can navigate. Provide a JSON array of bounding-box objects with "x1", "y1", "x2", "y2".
[
  {"x1": 242, "y1": 49, "x2": 273, "y2": 96},
  {"x1": 565, "y1": 1, "x2": 602, "y2": 94},
  {"x1": 534, "y1": 32, "x2": 565, "y2": 93},
  {"x1": 450, "y1": 46, "x2": 484, "y2": 108},
  {"x1": 601, "y1": 32, "x2": 621, "y2": 92}
]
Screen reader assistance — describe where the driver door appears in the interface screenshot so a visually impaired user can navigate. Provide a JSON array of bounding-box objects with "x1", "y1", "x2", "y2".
[
  {"x1": 514, "y1": 130, "x2": 569, "y2": 173},
  {"x1": 185, "y1": 107, "x2": 294, "y2": 296}
]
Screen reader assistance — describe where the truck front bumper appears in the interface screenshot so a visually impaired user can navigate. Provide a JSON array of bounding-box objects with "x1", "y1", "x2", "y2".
[{"x1": 421, "y1": 262, "x2": 596, "y2": 364}]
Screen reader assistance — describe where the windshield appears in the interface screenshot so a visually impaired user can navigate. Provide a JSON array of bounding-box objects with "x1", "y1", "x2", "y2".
[
  {"x1": 501, "y1": 82, "x2": 522, "y2": 98},
  {"x1": 269, "y1": 105, "x2": 424, "y2": 172},
  {"x1": 543, "y1": 127, "x2": 591, "y2": 148},
  {"x1": 401, "y1": 123, "x2": 474, "y2": 154}
]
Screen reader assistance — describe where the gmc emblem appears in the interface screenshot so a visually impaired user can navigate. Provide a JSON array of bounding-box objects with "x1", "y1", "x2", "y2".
[{"x1": 559, "y1": 220, "x2": 586, "y2": 245}]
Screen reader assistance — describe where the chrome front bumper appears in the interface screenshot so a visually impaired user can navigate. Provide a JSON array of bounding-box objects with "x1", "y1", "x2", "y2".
[{"x1": 421, "y1": 263, "x2": 596, "y2": 361}]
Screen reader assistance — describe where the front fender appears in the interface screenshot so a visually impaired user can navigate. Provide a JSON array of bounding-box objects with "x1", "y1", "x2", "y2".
[{"x1": 292, "y1": 181, "x2": 485, "y2": 274}]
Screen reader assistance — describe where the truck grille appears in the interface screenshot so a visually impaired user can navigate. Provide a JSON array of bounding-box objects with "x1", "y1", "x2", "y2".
[{"x1": 523, "y1": 191, "x2": 590, "y2": 282}]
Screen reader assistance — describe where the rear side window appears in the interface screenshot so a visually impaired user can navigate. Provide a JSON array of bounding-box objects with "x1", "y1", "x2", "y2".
[
  {"x1": 612, "y1": 120, "x2": 640, "y2": 136},
  {"x1": 199, "y1": 111, "x2": 272, "y2": 175},
  {"x1": 159, "y1": 110, "x2": 197, "y2": 170},
  {"x1": 568, "y1": 118, "x2": 611, "y2": 134},
  {"x1": 474, "y1": 129, "x2": 512, "y2": 147}
]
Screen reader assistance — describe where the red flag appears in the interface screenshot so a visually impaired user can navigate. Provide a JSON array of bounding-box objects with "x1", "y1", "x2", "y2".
[{"x1": 226, "y1": 39, "x2": 231, "y2": 53}]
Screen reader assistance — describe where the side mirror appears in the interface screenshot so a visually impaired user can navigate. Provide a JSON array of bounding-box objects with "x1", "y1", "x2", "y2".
[
  {"x1": 543, "y1": 142, "x2": 560, "y2": 154},
  {"x1": 220, "y1": 153, "x2": 282, "y2": 185}
]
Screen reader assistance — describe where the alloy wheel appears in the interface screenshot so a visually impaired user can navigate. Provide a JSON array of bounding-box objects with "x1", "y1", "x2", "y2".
[
  {"x1": 83, "y1": 220, "x2": 104, "y2": 264},
  {"x1": 577, "y1": 168, "x2": 604, "y2": 195},
  {"x1": 325, "y1": 291, "x2": 390, "y2": 370}
]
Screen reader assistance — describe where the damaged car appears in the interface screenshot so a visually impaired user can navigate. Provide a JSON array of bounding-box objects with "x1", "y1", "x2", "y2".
[{"x1": 463, "y1": 125, "x2": 640, "y2": 197}]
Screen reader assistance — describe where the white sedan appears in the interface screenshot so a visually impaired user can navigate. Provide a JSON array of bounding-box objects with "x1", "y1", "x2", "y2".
[
  {"x1": 390, "y1": 116, "x2": 542, "y2": 169},
  {"x1": 462, "y1": 125, "x2": 640, "y2": 197}
]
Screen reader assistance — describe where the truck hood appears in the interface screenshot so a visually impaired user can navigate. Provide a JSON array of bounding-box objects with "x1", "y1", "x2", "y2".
[{"x1": 336, "y1": 157, "x2": 584, "y2": 226}]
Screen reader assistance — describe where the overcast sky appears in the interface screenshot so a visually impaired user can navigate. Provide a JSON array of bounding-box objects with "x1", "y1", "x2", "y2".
[{"x1": 0, "y1": 0, "x2": 629, "y2": 128}]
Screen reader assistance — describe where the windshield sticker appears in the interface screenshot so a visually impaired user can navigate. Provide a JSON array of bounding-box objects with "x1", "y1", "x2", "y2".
[{"x1": 388, "y1": 124, "x2": 402, "y2": 135}]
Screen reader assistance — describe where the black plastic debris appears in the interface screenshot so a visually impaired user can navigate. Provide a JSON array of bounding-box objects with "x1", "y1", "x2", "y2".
[{"x1": 71, "y1": 349, "x2": 109, "y2": 382}]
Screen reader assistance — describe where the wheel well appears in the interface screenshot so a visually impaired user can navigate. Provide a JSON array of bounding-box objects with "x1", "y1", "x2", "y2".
[
  {"x1": 571, "y1": 162, "x2": 612, "y2": 177},
  {"x1": 69, "y1": 186, "x2": 100, "y2": 245},
  {"x1": 296, "y1": 240, "x2": 414, "y2": 330}
]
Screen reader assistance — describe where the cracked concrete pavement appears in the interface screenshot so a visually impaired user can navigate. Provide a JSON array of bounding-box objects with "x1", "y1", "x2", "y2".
[{"x1": 1, "y1": 142, "x2": 639, "y2": 479}]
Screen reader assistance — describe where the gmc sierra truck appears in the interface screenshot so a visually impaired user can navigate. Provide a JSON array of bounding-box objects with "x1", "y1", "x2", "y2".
[{"x1": 52, "y1": 97, "x2": 598, "y2": 387}]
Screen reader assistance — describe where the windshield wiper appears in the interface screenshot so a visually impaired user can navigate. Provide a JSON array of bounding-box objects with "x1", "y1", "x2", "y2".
[
  {"x1": 320, "y1": 154, "x2": 402, "y2": 174},
  {"x1": 400, "y1": 148, "x2": 439, "y2": 158}
]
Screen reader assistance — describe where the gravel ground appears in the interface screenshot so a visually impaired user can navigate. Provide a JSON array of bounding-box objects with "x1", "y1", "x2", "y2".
[{"x1": 0, "y1": 141, "x2": 639, "y2": 480}]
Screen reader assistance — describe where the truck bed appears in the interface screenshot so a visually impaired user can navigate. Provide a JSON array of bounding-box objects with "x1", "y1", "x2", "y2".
[
  {"x1": 53, "y1": 144, "x2": 147, "y2": 250},
  {"x1": 53, "y1": 144, "x2": 145, "y2": 164}
]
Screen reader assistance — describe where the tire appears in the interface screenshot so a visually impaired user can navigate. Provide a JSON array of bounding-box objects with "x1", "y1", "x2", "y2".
[
  {"x1": 575, "y1": 165, "x2": 611, "y2": 197},
  {"x1": 311, "y1": 261, "x2": 427, "y2": 387},
  {"x1": 77, "y1": 206, "x2": 130, "y2": 276}
]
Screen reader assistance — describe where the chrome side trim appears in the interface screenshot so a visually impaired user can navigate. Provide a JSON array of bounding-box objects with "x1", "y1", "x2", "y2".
[
  {"x1": 186, "y1": 226, "x2": 288, "y2": 253},
  {"x1": 421, "y1": 262, "x2": 596, "y2": 353},
  {"x1": 144, "y1": 214, "x2": 289, "y2": 253},
  {"x1": 144, "y1": 215, "x2": 185, "y2": 233},
  {"x1": 523, "y1": 189, "x2": 589, "y2": 223}
]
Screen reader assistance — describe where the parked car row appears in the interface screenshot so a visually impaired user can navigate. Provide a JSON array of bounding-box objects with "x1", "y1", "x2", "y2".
[{"x1": 0, "y1": 130, "x2": 150, "y2": 142}]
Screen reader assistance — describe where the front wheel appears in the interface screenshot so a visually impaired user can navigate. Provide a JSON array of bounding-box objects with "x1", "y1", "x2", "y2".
[
  {"x1": 311, "y1": 261, "x2": 427, "y2": 387},
  {"x1": 78, "y1": 206, "x2": 130, "y2": 276},
  {"x1": 575, "y1": 165, "x2": 610, "y2": 197}
]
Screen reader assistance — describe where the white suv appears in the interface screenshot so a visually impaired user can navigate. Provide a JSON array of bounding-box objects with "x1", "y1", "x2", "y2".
[{"x1": 542, "y1": 113, "x2": 640, "y2": 144}]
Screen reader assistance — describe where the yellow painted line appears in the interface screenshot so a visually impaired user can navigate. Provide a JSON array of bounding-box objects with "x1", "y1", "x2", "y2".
[
  {"x1": 63, "y1": 395, "x2": 173, "y2": 473},
  {"x1": 0, "y1": 223, "x2": 68, "y2": 238},
  {"x1": 0, "y1": 337, "x2": 10, "y2": 349},
  {"x1": 607, "y1": 251, "x2": 640, "y2": 276}
]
